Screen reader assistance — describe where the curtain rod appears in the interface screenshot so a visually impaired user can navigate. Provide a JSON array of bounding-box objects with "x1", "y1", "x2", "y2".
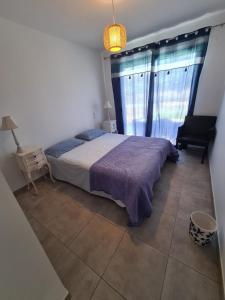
[{"x1": 103, "y1": 21, "x2": 225, "y2": 60}]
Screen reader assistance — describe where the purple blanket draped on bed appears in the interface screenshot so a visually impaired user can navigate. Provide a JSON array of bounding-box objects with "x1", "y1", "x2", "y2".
[{"x1": 90, "y1": 136, "x2": 179, "y2": 226}]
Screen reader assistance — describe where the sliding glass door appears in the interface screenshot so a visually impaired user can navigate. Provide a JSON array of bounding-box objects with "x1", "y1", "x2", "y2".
[
  {"x1": 111, "y1": 50, "x2": 152, "y2": 136},
  {"x1": 120, "y1": 66, "x2": 191, "y2": 143},
  {"x1": 111, "y1": 27, "x2": 210, "y2": 142},
  {"x1": 121, "y1": 71, "x2": 150, "y2": 136},
  {"x1": 151, "y1": 68, "x2": 191, "y2": 144},
  {"x1": 151, "y1": 62, "x2": 196, "y2": 144}
]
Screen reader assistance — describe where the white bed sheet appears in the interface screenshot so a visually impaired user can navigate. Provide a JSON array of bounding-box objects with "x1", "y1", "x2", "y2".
[{"x1": 47, "y1": 133, "x2": 128, "y2": 207}]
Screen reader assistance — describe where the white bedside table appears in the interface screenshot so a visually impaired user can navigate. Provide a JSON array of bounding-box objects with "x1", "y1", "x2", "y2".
[
  {"x1": 102, "y1": 120, "x2": 117, "y2": 133},
  {"x1": 15, "y1": 146, "x2": 54, "y2": 194}
]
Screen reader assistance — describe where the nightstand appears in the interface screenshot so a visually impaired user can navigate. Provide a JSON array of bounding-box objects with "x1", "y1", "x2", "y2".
[
  {"x1": 15, "y1": 146, "x2": 54, "y2": 194},
  {"x1": 102, "y1": 120, "x2": 117, "y2": 133}
]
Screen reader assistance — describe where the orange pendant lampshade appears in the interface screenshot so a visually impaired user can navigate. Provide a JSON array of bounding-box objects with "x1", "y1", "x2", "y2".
[
  {"x1": 103, "y1": 0, "x2": 127, "y2": 53},
  {"x1": 104, "y1": 23, "x2": 127, "y2": 53}
]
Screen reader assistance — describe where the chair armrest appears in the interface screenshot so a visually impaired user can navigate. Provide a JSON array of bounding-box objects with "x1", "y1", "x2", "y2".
[
  {"x1": 176, "y1": 125, "x2": 185, "y2": 148},
  {"x1": 177, "y1": 125, "x2": 185, "y2": 138}
]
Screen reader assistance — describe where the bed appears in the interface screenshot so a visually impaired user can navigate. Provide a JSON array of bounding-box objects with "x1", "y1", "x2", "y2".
[{"x1": 47, "y1": 133, "x2": 178, "y2": 226}]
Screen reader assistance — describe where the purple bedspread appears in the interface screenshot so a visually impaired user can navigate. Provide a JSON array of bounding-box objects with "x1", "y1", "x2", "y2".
[{"x1": 90, "y1": 136, "x2": 179, "y2": 226}]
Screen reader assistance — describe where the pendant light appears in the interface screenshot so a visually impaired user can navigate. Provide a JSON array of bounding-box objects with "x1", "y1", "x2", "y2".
[{"x1": 103, "y1": 0, "x2": 127, "y2": 53}]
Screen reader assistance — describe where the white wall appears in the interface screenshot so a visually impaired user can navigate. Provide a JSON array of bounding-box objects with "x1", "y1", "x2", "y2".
[
  {"x1": 102, "y1": 10, "x2": 225, "y2": 119},
  {"x1": 0, "y1": 17, "x2": 105, "y2": 191},
  {"x1": 0, "y1": 170, "x2": 68, "y2": 300},
  {"x1": 210, "y1": 89, "x2": 225, "y2": 290}
]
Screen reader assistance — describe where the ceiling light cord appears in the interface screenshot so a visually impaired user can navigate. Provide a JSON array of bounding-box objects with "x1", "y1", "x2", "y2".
[{"x1": 112, "y1": 0, "x2": 116, "y2": 24}]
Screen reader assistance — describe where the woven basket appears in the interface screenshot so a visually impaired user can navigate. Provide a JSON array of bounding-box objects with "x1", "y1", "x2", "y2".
[{"x1": 189, "y1": 211, "x2": 217, "y2": 247}]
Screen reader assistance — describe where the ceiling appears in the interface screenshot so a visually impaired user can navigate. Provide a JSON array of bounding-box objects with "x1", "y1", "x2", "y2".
[{"x1": 0, "y1": 0, "x2": 224, "y2": 49}]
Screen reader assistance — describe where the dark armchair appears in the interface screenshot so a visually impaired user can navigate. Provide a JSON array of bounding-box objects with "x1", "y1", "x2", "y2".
[{"x1": 176, "y1": 115, "x2": 217, "y2": 163}]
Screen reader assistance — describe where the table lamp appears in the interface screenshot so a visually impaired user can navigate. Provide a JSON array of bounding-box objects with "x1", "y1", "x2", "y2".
[{"x1": 1, "y1": 116, "x2": 23, "y2": 153}]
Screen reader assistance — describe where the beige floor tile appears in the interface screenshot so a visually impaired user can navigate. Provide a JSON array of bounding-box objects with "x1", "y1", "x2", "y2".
[
  {"x1": 182, "y1": 181, "x2": 212, "y2": 200},
  {"x1": 170, "y1": 217, "x2": 220, "y2": 282},
  {"x1": 187, "y1": 165, "x2": 211, "y2": 183},
  {"x1": 91, "y1": 280, "x2": 124, "y2": 300},
  {"x1": 187, "y1": 174, "x2": 211, "y2": 187},
  {"x1": 15, "y1": 149, "x2": 222, "y2": 300},
  {"x1": 29, "y1": 190, "x2": 68, "y2": 224},
  {"x1": 128, "y1": 211, "x2": 175, "y2": 255},
  {"x1": 162, "y1": 159, "x2": 190, "y2": 178},
  {"x1": 35, "y1": 178, "x2": 62, "y2": 194},
  {"x1": 69, "y1": 215, "x2": 124, "y2": 276},
  {"x1": 152, "y1": 187, "x2": 180, "y2": 218},
  {"x1": 154, "y1": 173, "x2": 184, "y2": 194},
  {"x1": 46, "y1": 201, "x2": 94, "y2": 245},
  {"x1": 49, "y1": 243, "x2": 76, "y2": 279},
  {"x1": 178, "y1": 192, "x2": 214, "y2": 221},
  {"x1": 41, "y1": 231, "x2": 69, "y2": 266},
  {"x1": 28, "y1": 214, "x2": 100, "y2": 300},
  {"x1": 97, "y1": 198, "x2": 128, "y2": 230},
  {"x1": 103, "y1": 233, "x2": 167, "y2": 300},
  {"x1": 28, "y1": 216, "x2": 52, "y2": 243},
  {"x1": 161, "y1": 257, "x2": 223, "y2": 300},
  {"x1": 61, "y1": 253, "x2": 100, "y2": 300},
  {"x1": 30, "y1": 199, "x2": 60, "y2": 224},
  {"x1": 179, "y1": 148, "x2": 205, "y2": 164},
  {"x1": 59, "y1": 183, "x2": 107, "y2": 214},
  {"x1": 16, "y1": 190, "x2": 44, "y2": 214}
]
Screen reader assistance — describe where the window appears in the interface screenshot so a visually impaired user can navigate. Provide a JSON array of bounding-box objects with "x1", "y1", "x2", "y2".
[
  {"x1": 120, "y1": 51, "x2": 152, "y2": 136},
  {"x1": 111, "y1": 29, "x2": 210, "y2": 142}
]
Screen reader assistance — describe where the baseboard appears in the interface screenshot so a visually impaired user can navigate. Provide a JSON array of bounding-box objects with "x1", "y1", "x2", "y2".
[
  {"x1": 13, "y1": 175, "x2": 47, "y2": 196},
  {"x1": 209, "y1": 157, "x2": 225, "y2": 296}
]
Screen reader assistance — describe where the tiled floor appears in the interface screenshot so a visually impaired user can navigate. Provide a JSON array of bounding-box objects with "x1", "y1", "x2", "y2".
[{"x1": 15, "y1": 149, "x2": 224, "y2": 300}]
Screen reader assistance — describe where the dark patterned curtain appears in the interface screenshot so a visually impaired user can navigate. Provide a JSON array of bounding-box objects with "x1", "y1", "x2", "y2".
[{"x1": 111, "y1": 27, "x2": 211, "y2": 142}]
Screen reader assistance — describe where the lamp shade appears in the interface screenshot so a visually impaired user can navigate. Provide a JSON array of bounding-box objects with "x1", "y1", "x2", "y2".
[
  {"x1": 104, "y1": 100, "x2": 112, "y2": 109},
  {"x1": 104, "y1": 23, "x2": 127, "y2": 53},
  {"x1": 1, "y1": 116, "x2": 18, "y2": 130}
]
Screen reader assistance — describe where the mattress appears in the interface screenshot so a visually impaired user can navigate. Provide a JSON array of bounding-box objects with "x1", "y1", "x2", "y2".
[{"x1": 47, "y1": 133, "x2": 128, "y2": 207}]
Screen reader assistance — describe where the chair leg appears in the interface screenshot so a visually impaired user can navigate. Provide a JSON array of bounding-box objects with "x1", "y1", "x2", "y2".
[
  {"x1": 182, "y1": 143, "x2": 187, "y2": 150},
  {"x1": 201, "y1": 146, "x2": 208, "y2": 164}
]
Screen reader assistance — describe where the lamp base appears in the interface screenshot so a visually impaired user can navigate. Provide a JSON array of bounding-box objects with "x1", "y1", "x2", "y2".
[
  {"x1": 107, "y1": 109, "x2": 111, "y2": 122},
  {"x1": 16, "y1": 146, "x2": 24, "y2": 153},
  {"x1": 11, "y1": 129, "x2": 24, "y2": 153}
]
